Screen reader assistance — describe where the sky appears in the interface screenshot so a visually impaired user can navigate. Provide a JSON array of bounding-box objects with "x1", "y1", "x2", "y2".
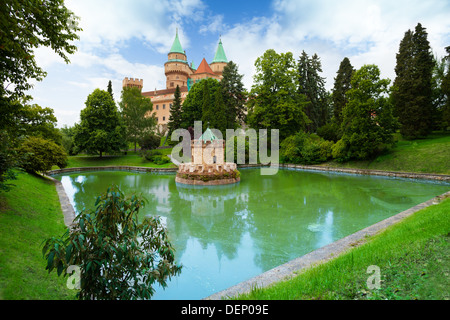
[{"x1": 28, "y1": 0, "x2": 450, "y2": 128}]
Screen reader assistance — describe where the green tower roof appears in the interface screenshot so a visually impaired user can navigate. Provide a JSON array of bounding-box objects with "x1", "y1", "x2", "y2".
[
  {"x1": 199, "y1": 128, "x2": 218, "y2": 142},
  {"x1": 212, "y1": 38, "x2": 228, "y2": 63},
  {"x1": 170, "y1": 29, "x2": 185, "y2": 54}
]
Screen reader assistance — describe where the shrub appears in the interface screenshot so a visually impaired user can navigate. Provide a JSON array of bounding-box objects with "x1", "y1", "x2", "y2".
[
  {"x1": 142, "y1": 149, "x2": 170, "y2": 165},
  {"x1": 17, "y1": 136, "x2": 67, "y2": 173},
  {"x1": 42, "y1": 185, "x2": 182, "y2": 300},
  {"x1": 139, "y1": 133, "x2": 160, "y2": 150},
  {"x1": 280, "y1": 131, "x2": 334, "y2": 165}
]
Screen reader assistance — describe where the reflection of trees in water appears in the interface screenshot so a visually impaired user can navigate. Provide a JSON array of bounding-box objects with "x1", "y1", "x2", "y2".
[
  {"x1": 168, "y1": 182, "x2": 249, "y2": 262},
  {"x1": 60, "y1": 169, "x2": 448, "y2": 278},
  {"x1": 245, "y1": 170, "x2": 434, "y2": 272}
]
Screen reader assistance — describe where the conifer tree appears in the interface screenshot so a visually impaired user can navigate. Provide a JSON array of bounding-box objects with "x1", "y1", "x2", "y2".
[
  {"x1": 212, "y1": 88, "x2": 227, "y2": 135},
  {"x1": 201, "y1": 80, "x2": 213, "y2": 130},
  {"x1": 220, "y1": 61, "x2": 247, "y2": 129},
  {"x1": 332, "y1": 57, "x2": 354, "y2": 125},
  {"x1": 441, "y1": 46, "x2": 450, "y2": 130},
  {"x1": 168, "y1": 85, "x2": 183, "y2": 135},
  {"x1": 107, "y1": 80, "x2": 114, "y2": 101},
  {"x1": 392, "y1": 23, "x2": 434, "y2": 139},
  {"x1": 298, "y1": 51, "x2": 329, "y2": 133}
]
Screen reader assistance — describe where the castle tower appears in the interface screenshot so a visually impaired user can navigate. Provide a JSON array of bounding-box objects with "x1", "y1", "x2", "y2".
[
  {"x1": 164, "y1": 29, "x2": 193, "y2": 89},
  {"x1": 122, "y1": 77, "x2": 143, "y2": 90},
  {"x1": 210, "y1": 38, "x2": 228, "y2": 78}
]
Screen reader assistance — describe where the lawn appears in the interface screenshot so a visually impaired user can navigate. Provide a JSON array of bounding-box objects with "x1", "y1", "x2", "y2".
[
  {"x1": 0, "y1": 171, "x2": 76, "y2": 300},
  {"x1": 64, "y1": 149, "x2": 177, "y2": 169},
  {"x1": 324, "y1": 132, "x2": 450, "y2": 174},
  {"x1": 236, "y1": 195, "x2": 450, "y2": 300}
]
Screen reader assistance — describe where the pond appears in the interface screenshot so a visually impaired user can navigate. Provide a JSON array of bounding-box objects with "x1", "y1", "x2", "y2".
[{"x1": 53, "y1": 168, "x2": 449, "y2": 299}]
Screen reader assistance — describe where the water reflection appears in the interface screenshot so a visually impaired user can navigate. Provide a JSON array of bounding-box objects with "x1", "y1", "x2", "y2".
[{"x1": 53, "y1": 169, "x2": 449, "y2": 299}]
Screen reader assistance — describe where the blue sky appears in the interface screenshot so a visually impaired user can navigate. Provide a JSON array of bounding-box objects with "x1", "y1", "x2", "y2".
[{"x1": 29, "y1": 0, "x2": 450, "y2": 127}]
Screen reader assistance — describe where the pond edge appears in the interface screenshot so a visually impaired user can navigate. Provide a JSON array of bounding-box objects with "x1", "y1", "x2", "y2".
[{"x1": 43, "y1": 165, "x2": 450, "y2": 299}]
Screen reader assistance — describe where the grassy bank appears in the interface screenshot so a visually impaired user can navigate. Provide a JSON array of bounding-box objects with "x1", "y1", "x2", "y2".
[
  {"x1": 236, "y1": 195, "x2": 450, "y2": 300},
  {"x1": 0, "y1": 171, "x2": 75, "y2": 300},
  {"x1": 65, "y1": 149, "x2": 176, "y2": 169},
  {"x1": 325, "y1": 133, "x2": 450, "y2": 174}
]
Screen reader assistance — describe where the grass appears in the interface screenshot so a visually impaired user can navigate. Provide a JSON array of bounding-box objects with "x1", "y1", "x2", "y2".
[
  {"x1": 324, "y1": 132, "x2": 450, "y2": 174},
  {"x1": 235, "y1": 196, "x2": 450, "y2": 300},
  {"x1": 64, "y1": 149, "x2": 176, "y2": 169},
  {"x1": 0, "y1": 171, "x2": 76, "y2": 300}
]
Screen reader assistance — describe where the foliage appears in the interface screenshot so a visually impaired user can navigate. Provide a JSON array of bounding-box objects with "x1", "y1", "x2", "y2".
[
  {"x1": 42, "y1": 186, "x2": 182, "y2": 300},
  {"x1": 441, "y1": 46, "x2": 450, "y2": 130},
  {"x1": 74, "y1": 89, "x2": 127, "y2": 157},
  {"x1": 332, "y1": 57, "x2": 355, "y2": 125},
  {"x1": 107, "y1": 80, "x2": 114, "y2": 101},
  {"x1": 298, "y1": 51, "x2": 331, "y2": 132},
  {"x1": 16, "y1": 102, "x2": 62, "y2": 144},
  {"x1": 181, "y1": 78, "x2": 221, "y2": 129},
  {"x1": 220, "y1": 61, "x2": 247, "y2": 129},
  {"x1": 247, "y1": 49, "x2": 310, "y2": 140},
  {"x1": 392, "y1": 23, "x2": 434, "y2": 139},
  {"x1": 0, "y1": 130, "x2": 18, "y2": 191},
  {"x1": 142, "y1": 149, "x2": 170, "y2": 165},
  {"x1": 17, "y1": 136, "x2": 67, "y2": 173},
  {"x1": 138, "y1": 133, "x2": 160, "y2": 151},
  {"x1": 119, "y1": 86, "x2": 156, "y2": 152},
  {"x1": 167, "y1": 85, "x2": 183, "y2": 136},
  {"x1": 280, "y1": 131, "x2": 334, "y2": 165},
  {"x1": 0, "y1": 0, "x2": 81, "y2": 100},
  {"x1": 60, "y1": 125, "x2": 77, "y2": 155},
  {"x1": 335, "y1": 65, "x2": 398, "y2": 161},
  {"x1": 316, "y1": 121, "x2": 341, "y2": 142}
]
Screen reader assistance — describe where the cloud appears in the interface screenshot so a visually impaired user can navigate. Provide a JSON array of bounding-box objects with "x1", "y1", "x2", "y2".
[{"x1": 221, "y1": 0, "x2": 450, "y2": 91}]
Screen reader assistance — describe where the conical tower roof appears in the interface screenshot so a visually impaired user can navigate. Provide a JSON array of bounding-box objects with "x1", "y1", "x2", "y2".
[
  {"x1": 212, "y1": 38, "x2": 228, "y2": 63},
  {"x1": 170, "y1": 29, "x2": 185, "y2": 54}
]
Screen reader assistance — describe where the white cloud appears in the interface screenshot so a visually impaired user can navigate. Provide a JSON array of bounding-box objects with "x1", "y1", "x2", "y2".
[{"x1": 222, "y1": 0, "x2": 450, "y2": 91}]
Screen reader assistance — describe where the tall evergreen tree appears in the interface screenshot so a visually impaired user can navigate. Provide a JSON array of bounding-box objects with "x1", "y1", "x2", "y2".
[
  {"x1": 298, "y1": 51, "x2": 329, "y2": 133},
  {"x1": 212, "y1": 88, "x2": 227, "y2": 135},
  {"x1": 332, "y1": 57, "x2": 354, "y2": 125},
  {"x1": 107, "y1": 80, "x2": 114, "y2": 101},
  {"x1": 201, "y1": 80, "x2": 213, "y2": 130},
  {"x1": 392, "y1": 23, "x2": 434, "y2": 139},
  {"x1": 441, "y1": 46, "x2": 450, "y2": 130},
  {"x1": 220, "y1": 61, "x2": 247, "y2": 129},
  {"x1": 168, "y1": 85, "x2": 183, "y2": 135}
]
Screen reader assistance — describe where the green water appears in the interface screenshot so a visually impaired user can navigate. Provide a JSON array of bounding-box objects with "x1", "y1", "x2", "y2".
[{"x1": 54, "y1": 168, "x2": 449, "y2": 300}]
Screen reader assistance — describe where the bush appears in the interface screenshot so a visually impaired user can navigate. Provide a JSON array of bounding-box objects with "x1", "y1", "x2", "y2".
[
  {"x1": 142, "y1": 149, "x2": 170, "y2": 165},
  {"x1": 17, "y1": 136, "x2": 67, "y2": 173},
  {"x1": 139, "y1": 133, "x2": 160, "y2": 150},
  {"x1": 280, "y1": 131, "x2": 334, "y2": 165},
  {"x1": 42, "y1": 185, "x2": 182, "y2": 300}
]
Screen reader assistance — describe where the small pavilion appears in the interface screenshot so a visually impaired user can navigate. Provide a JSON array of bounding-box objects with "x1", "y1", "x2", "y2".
[{"x1": 176, "y1": 128, "x2": 239, "y2": 186}]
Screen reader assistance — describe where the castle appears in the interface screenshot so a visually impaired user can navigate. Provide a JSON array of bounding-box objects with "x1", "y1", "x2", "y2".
[{"x1": 122, "y1": 30, "x2": 229, "y2": 127}]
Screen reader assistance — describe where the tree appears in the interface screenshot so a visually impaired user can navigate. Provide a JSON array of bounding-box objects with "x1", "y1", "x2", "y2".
[
  {"x1": 0, "y1": 0, "x2": 80, "y2": 191},
  {"x1": 74, "y1": 89, "x2": 127, "y2": 157},
  {"x1": 107, "y1": 80, "x2": 114, "y2": 101},
  {"x1": 42, "y1": 186, "x2": 182, "y2": 300},
  {"x1": 0, "y1": 0, "x2": 81, "y2": 100},
  {"x1": 392, "y1": 23, "x2": 434, "y2": 139},
  {"x1": 118, "y1": 86, "x2": 156, "y2": 152},
  {"x1": 332, "y1": 57, "x2": 354, "y2": 125},
  {"x1": 167, "y1": 85, "x2": 183, "y2": 136},
  {"x1": 181, "y1": 78, "x2": 221, "y2": 130},
  {"x1": 17, "y1": 136, "x2": 67, "y2": 173},
  {"x1": 442, "y1": 46, "x2": 450, "y2": 130},
  {"x1": 212, "y1": 87, "x2": 227, "y2": 134},
  {"x1": 333, "y1": 65, "x2": 398, "y2": 161},
  {"x1": 247, "y1": 49, "x2": 310, "y2": 140},
  {"x1": 298, "y1": 51, "x2": 330, "y2": 133},
  {"x1": 220, "y1": 61, "x2": 247, "y2": 129},
  {"x1": 16, "y1": 103, "x2": 62, "y2": 144}
]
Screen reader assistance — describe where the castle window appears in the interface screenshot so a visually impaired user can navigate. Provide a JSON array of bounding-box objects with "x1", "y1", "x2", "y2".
[
  {"x1": 156, "y1": 105, "x2": 159, "y2": 110},
  {"x1": 163, "y1": 116, "x2": 166, "y2": 121},
  {"x1": 156, "y1": 117, "x2": 158, "y2": 122},
  {"x1": 163, "y1": 104, "x2": 165, "y2": 109},
  {"x1": 170, "y1": 82, "x2": 174, "y2": 87}
]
